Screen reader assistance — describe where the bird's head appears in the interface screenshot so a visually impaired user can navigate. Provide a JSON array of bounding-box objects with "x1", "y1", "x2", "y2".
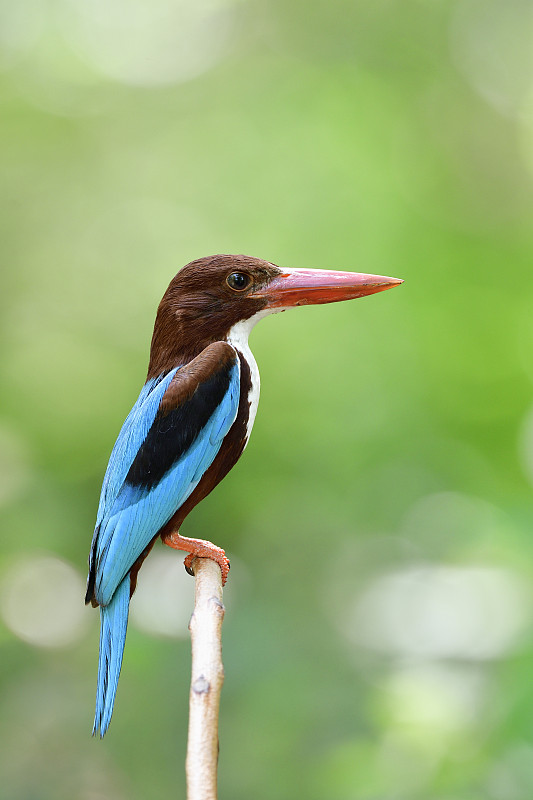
[{"x1": 148, "y1": 254, "x2": 402, "y2": 376}]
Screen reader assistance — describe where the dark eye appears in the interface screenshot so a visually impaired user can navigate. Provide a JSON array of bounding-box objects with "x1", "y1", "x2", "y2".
[{"x1": 226, "y1": 272, "x2": 251, "y2": 291}]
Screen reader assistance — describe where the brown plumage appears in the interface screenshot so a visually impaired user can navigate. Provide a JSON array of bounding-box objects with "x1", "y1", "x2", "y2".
[{"x1": 147, "y1": 254, "x2": 282, "y2": 378}]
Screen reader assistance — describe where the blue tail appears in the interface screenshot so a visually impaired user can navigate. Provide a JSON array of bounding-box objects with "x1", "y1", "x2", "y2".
[{"x1": 93, "y1": 575, "x2": 130, "y2": 737}]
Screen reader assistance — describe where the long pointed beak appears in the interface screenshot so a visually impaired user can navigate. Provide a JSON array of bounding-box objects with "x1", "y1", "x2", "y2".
[{"x1": 254, "y1": 268, "x2": 403, "y2": 309}]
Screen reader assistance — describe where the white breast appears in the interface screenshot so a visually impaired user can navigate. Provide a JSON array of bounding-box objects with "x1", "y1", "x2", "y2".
[{"x1": 226, "y1": 310, "x2": 269, "y2": 446}]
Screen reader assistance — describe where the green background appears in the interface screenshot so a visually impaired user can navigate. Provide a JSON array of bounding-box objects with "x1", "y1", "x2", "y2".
[{"x1": 2, "y1": 1, "x2": 533, "y2": 798}]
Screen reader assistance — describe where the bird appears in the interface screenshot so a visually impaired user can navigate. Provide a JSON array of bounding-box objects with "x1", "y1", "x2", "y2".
[{"x1": 85, "y1": 253, "x2": 403, "y2": 736}]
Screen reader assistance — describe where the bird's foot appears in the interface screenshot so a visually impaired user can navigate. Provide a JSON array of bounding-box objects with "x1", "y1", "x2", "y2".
[{"x1": 162, "y1": 532, "x2": 230, "y2": 586}]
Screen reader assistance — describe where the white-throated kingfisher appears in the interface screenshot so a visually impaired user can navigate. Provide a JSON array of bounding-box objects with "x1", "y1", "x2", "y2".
[{"x1": 86, "y1": 254, "x2": 402, "y2": 736}]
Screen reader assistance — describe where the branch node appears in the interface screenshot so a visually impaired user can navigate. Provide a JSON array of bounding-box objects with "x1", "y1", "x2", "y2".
[{"x1": 192, "y1": 676, "x2": 211, "y2": 695}]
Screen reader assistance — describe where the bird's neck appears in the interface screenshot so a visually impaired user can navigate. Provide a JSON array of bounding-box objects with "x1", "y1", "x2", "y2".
[
  {"x1": 147, "y1": 305, "x2": 269, "y2": 383},
  {"x1": 146, "y1": 306, "x2": 218, "y2": 379}
]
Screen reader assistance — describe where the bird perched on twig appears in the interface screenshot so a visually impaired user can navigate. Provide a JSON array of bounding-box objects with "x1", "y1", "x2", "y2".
[{"x1": 85, "y1": 254, "x2": 402, "y2": 736}]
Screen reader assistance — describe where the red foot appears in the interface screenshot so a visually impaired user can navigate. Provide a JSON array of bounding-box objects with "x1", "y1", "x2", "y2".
[{"x1": 162, "y1": 532, "x2": 230, "y2": 586}]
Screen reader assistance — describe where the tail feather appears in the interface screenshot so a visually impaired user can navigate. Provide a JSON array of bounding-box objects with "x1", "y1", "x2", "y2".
[{"x1": 93, "y1": 575, "x2": 130, "y2": 737}]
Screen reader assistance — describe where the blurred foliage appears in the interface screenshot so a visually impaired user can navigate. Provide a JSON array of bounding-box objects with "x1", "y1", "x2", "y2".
[{"x1": 2, "y1": 0, "x2": 533, "y2": 798}]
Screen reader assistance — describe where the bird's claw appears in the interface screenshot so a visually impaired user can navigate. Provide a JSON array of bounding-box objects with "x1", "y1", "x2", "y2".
[{"x1": 183, "y1": 550, "x2": 230, "y2": 585}]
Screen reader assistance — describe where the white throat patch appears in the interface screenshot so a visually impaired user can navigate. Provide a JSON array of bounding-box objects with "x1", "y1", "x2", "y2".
[{"x1": 226, "y1": 309, "x2": 273, "y2": 445}]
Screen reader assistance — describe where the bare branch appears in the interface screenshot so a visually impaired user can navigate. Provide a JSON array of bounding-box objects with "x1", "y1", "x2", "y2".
[{"x1": 186, "y1": 557, "x2": 225, "y2": 800}]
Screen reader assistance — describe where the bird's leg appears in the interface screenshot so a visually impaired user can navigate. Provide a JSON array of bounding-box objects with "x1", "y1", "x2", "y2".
[{"x1": 162, "y1": 531, "x2": 230, "y2": 586}]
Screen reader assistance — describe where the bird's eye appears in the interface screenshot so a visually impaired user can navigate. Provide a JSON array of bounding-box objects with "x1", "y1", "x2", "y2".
[{"x1": 226, "y1": 272, "x2": 251, "y2": 292}]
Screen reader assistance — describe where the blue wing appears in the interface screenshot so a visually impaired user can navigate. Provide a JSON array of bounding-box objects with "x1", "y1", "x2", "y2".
[
  {"x1": 95, "y1": 370, "x2": 178, "y2": 529},
  {"x1": 88, "y1": 343, "x2": 241, "y2": 608}
]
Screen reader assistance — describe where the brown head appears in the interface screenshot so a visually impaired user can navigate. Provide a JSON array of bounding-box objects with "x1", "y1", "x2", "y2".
[{"x1": 147, "y1": 254, "x2": 402, "y2": 378}]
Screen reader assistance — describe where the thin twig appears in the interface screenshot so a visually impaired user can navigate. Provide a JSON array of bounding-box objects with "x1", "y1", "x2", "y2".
[{"x1": 186, "y1": 557, "x2": 225, "y2": 800}]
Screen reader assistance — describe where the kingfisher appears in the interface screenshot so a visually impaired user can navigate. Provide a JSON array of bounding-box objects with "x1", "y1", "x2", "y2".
[{"x1": 86, "y1": 254, "x2": 402, "y2": 736}]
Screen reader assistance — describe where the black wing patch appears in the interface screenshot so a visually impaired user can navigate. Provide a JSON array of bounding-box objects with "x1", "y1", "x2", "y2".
[{"x1": 126, "y1": 348, "x2": 238, "y2": 490}]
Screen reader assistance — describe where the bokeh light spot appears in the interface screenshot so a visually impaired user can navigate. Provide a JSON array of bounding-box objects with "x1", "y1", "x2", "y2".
[
  {"x1": 451, "y1": 0, "x2": 533, "y2": 118},
  {"x1": 1, "y1": 555, "x2": 89, "y2": 647},
  {"x1": 379, "y1": 663, "x2": 485, "y2": 741},
  {"x1": 130, "y1": 549, "x2": 194, "y2": 638},
  {"x1": 59, "y1": 0, "x2": 238, "y2": 87},
  {"x1": 348, "y1": 564, "x2": 530, "y2": 660},
  {"x1": 0, "y1": 0, "x2": 44, "y2": 71}
]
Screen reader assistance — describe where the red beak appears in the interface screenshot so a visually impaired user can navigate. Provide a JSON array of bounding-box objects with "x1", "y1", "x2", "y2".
[{"x1": 254, "y1": 268, "x2": 403, "y2": 308}]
